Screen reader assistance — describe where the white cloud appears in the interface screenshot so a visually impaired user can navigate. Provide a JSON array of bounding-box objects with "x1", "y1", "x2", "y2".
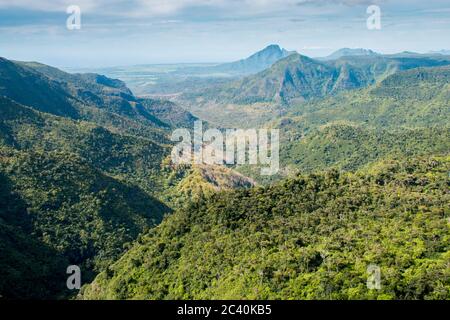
[
  {"x1": 0, "y1": 0, "x2": 303, "y2": 16},
  {"x1": 296, "y1": 0, "x2": 386, "y2": 6},
  {"x1": 0, "y1": 0, "x2": 100, "y2": 12}
]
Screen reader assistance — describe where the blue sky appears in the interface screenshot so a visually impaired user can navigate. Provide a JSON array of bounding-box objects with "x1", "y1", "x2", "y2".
[{"x1": 0, "y1": 0, "x2": 449, "y2": 68}]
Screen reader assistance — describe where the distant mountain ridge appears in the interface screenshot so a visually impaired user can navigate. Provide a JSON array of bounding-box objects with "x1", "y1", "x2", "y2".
[
  {"x1": 428, "y1": 49, "x2": 450, "y2": 55},
  {"x1": 319, "y1": 48, "x2": 379, "y2": 60}
]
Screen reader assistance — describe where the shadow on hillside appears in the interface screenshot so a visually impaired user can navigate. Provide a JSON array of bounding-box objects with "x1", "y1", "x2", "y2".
[{"x1": 0, "y1": 172, "x2": 70, "y2": 299}]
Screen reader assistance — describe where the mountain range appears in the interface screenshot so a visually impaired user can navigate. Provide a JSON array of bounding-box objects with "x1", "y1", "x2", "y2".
[
  {"x1": 178, "y1": 49, "x2": 450, "y2": 127},
  {"x1": 201, "y1": 52, "x2": 450, "y2": 105},
  {"x1": 319, "y1": 48, "x2": 380, "y2": 60},
  {"x1": 0, "y1": 44, "x2": 449, "y2": 300}
]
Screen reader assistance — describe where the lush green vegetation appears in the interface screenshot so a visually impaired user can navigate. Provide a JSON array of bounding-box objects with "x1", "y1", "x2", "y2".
[
  {"x1": 2, "y1": 58, "x2": 177, "y2": 142},
  {"x1": 282, "y1": 125, "x2": 449, "y2": 172},
  {"x1": 0, "y1": 146, "x2": 170, "y2": 297},
  {"x1": 235, "y1": 66, "x2": 450, "y2": 184},
  {"x1": 0, "y1": 96, "x2": 170, "y2": 194},
  {"x1": 180, "y1": 54, "x2": 450, "y2": 127},
  {"x1": 82, "y1": 156, "x2": 450, "y2": 300},
  {"x1": 0, "y1": 58, "x2": 253, "y2": 299},
  {"x1": 0, "y1": 167, "x2": 69, "y2": 299},
  {"x1": 137, "y1": 98, "x2": 198, "y2": 129},
  {"x1": 1, "y1": 54, "x2": 449, "y2": 300}
]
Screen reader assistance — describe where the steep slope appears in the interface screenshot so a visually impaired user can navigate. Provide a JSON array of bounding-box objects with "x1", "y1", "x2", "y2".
[
  {"x1": 0, "y1": 58, "x2": 258, "y2": 299},
  {"x1": 281, "y1": 65, "x2": 450, "y2": 130},
  {"x1": 0, "y1": 169, "x2": 70, "y2": 299},
  {"x1": 0, "y1": 147, "x2": 170, "y2": 299},
  {"x1": 198, "y1": 53, "x2": 335, "y2": 105},
  {"x1": 1, "y1": 58, "x2": 200, "y2": 142},
  {"x1": 0, "y1": 58, "x2": 80, "y2": 118},
  {"x1": 0, "y1": 95, "x2": 256, "y2": 299},
  {"x1": 0, "y1": 96, "x2": 170, "y2": 195},
  {"x1": 82, "y1": 156, "x2": 450, "y2": 300},
  {"x1": 0, "y1": 96, "x2": 251, "y2": 199},
  {"x1": 137, "y1": 98, "x2": 198, "y2": 128},
  {"x1": 163, "y1": 164, "x2": 256, "y2": 207}
]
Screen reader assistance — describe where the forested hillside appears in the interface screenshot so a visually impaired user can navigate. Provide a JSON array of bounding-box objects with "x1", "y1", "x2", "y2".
[
  {"x1": 1, "y1": 58, "x2": 191, "y2": 142},
  {"x1": 0, "y1": 58, "x2": 254, "y2": 299},
  {"x1": 82, "y1": 156, "x2": 450, "y2": 300},
  {"x1": 179, "y1": 54, "x2": 450, "y2": 127},
  {"x1": 217, "y1": 54, "x2": 450, "y2": 105},
  {"x1": 0, "y1": 52, "x2": 448, "y2": 300},
  {"x1": 0, "y1": 96, "x2": 170, "y2": 194},
  {"x1": 235, "y1": 66, "x2": 450, "y2": 184}
]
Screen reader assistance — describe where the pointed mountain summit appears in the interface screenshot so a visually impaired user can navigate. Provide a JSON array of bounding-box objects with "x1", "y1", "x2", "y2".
[
  {"x1": 184, "y1": 44, "x2": 296, "y2": 75},
  {"x1": 237, "y1": 44, "x2": 294, "y2": 68},
  {"x1": 207, "y1": 44, "x2": 295, "y2": 75}
]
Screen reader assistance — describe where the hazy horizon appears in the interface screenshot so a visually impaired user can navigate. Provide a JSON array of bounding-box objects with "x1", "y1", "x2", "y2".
[{"x1": 1, "y1": 0, "x2": 450, "y2": 68}]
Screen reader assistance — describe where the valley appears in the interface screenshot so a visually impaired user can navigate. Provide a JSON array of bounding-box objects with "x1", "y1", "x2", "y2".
[{"x1": 0, "y1": 44, "x2": 449, "y2": 300}]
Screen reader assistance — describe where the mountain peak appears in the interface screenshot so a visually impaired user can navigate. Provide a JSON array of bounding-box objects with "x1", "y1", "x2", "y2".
[
  {"x1": 247, "y1": 44, "x2": 293, "y2": 60},
  {"x1": 261, "y1": 44, "x2": 282, "y2": 52},
  {"x1": 264, "y1": 44, "x2": 281, "y2": 49},
  {"x1": 211, "y1": 44, "x2": 295, "y2": 75},
  {"x1": 321, "y1": 48, "x2": 379, "y2": 60}
]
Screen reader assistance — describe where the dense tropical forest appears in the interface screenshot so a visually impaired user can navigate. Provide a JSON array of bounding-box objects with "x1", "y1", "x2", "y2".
[
  {"x1": 0, "y1": 46, "x2": 449, "y2": 299},
  {"x1": 0, "y1": 57, "x2": 255, "y2": 298},
  {"x1": 82, "y1": 156, "x2": 450, "y2": 299}
]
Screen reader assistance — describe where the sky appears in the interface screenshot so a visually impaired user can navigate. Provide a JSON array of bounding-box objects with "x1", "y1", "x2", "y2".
[{"x1": 0, "y1": 0, "x2": 449, "y2": 68}]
